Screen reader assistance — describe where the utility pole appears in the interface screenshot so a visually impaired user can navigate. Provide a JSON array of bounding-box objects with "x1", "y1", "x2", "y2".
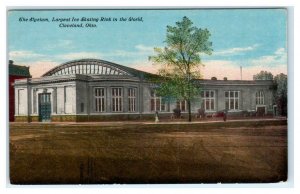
[{"x1": 240, "y1": 66, "x2": 243, "y2": 80}]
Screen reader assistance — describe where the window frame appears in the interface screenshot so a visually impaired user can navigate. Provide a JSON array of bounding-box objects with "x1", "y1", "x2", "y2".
[
  {"x1": 128, "y1": 88, "x2": 137, "y2": 112},
  {"x1": 150, "y1": 90, "x2": 167, "y2": 112},
  {"x1": 256, "y1": 91, "x2": 265, "y2": 105},
  {"x1": 111, "y1": 87, "x2": 123, "y2": 112},
  {"x1": 224, "y1": 91, "x2": 240, "y2": 110},
  {"x1": 94, "y1": 87, "x2": 106, "y2": 112},
  {"x1": 176, "y1": 100, "x2": 187, "y2": 112},
  {"x1": 200, "y1": 90, "x2": 216, "y2": 111}
]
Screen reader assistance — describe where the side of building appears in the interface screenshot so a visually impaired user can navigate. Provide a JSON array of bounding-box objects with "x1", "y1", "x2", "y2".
[
  {"x1": 9, "y1": 60, "x2": 31, "y2": 122},
  {"x1": 13, "y1": 59, "x2": 275, "y2": 122}
]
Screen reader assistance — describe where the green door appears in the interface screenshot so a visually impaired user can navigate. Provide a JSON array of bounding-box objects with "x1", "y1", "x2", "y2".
[{"x1": 39, "y1": 93, "x2": 51, "y2": 122}]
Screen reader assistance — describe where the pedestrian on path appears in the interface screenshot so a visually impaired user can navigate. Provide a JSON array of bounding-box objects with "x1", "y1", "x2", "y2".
[{"x1": 223, "y1": 109, "x2": 228, "y2": 122}]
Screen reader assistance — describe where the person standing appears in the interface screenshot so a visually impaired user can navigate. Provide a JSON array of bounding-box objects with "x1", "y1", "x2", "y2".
[{"x1": 223, "y1": 109, "x2": 228, "y2": 122}]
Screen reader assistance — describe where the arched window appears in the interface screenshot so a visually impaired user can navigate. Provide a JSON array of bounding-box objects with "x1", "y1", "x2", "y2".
[
  {"x1": 256, "y1": 91, "x2": 264, "y2": 105},
  {"x1": 43, "y1": 59, "x2": 132, "y2": 77}
]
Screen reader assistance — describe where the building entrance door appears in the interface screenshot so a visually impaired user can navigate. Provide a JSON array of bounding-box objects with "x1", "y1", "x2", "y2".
[
  {"x1": 256, "y1": 106, "x2": 266, "y2": 116},
  {"x1": 39, "y1": 93, "x2": 51, "y2": 122}
]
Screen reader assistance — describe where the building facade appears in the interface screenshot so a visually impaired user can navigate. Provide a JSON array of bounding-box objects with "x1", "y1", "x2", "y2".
[
  {"x1": 14, "y1": 59, "x2": 275, "y2": 122},
  {"x1": 9, "y1": 60, "x2": 31, "y2": 122}
]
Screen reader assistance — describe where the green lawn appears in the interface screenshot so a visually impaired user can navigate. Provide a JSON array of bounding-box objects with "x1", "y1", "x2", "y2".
[{"x1": 9, "y1": 120, "x2": 287, "y2": 184}]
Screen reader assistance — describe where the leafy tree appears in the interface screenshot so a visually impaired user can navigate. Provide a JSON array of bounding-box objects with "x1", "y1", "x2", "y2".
[
  {"x1": 253, "y1": 71, "x2": 274, "y2": 80},
  {"x1": 274, "y1": 73, "x2": 287, "y2": 116},
  {"x1": 149, "y1": 16, "x2": 213, "y2": 122}
]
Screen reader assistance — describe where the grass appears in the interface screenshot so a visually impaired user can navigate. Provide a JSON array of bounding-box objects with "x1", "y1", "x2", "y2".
[{"x1": 9, "y1": 119, "x2": 287, "y2": 184}]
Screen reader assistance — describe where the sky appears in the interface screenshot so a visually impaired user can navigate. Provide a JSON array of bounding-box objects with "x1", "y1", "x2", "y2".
[{"x1": 8, "y1": 9, "x2": 287, "y2": 80}]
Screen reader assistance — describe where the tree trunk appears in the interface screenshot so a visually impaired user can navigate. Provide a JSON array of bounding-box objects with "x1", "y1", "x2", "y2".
[{"x1": 187, "y1": 99, "x2": 192, "y2": 122}]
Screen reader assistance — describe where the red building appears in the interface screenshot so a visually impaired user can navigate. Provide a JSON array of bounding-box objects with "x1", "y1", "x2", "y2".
[{"x1": 9, "y1": 60, "x2": 31, "y2": 122}]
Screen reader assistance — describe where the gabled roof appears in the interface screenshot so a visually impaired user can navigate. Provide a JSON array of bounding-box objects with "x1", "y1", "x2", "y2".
[
  {"x1": 9, "y1": 64, "x2": 31, "y2": 77},
  {"x1": 42, "y1": 59, "x2": 157, "y2": 80}
]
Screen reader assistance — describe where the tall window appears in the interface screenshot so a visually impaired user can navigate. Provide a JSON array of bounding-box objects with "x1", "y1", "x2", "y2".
[
  {"x1": 79, "y1": 65, "x2": 83, "y2": 74},
  {"x1": 150, "y1": 90, "x2": 167, "y2": 112},
  {"x1": 87, "y1": 65, "x2": 91, "y2": 74},
  {"x1": 225, "y1": 91, "x2": 239, "y2": 110},
  {"x1": 76, "y1": 65, "x2": 79, "y2": 74},
  {"x1": 95, "y1": 88, "x2": 105, "y2": 112},
  {"x1": 176, "y1": 100, "x2": 187, "y2": 112},
  {"x1": 112, "y1": 88, "x2": 122, "y2": 112},
  {"x1": 256, "y1": 91, "x2": 264, "y2": 105},
  {"x1": 83, "y1": 64, "x2": 86, "y2": 74},
  {"x1": 91, "y1": 65, "x2": 94, "y2": 74},
  {"x1": 72, "y1": 66, "x2": 76, "y2": 74},
  {"x1": 201, "y1": 90, "x2": 215, "y2": 111},
  {"x1": 128, "y1": 88, "x2": 136, "y2": 112}
]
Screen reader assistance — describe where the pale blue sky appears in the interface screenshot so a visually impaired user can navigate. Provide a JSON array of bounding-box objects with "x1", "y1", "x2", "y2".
[{"x1": 8, "y1": 9, "x2": 287, "y2": 79}]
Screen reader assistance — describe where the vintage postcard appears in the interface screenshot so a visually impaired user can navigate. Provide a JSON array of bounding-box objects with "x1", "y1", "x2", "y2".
[{"x1": 8, "y1": 8, "x2": 288, "y2": 184}]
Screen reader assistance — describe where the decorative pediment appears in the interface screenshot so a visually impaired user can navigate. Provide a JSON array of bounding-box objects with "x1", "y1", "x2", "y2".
[{"x1": 42, "y1": 59, "x2": 132, "y2": 77}]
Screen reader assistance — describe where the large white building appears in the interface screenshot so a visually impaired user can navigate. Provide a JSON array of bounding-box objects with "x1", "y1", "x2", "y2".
[{"x1": 14, "y1": 59, "x2": 275, "y2": 122}]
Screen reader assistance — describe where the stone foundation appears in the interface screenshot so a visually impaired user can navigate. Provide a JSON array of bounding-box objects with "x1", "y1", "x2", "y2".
[
  {"x1": 14, "y1": 110, "x2": 274, "y2": 122},
  {"x1": 15, "y1": 116, "x2": 39, "y2": 122},
  {"x1": 14, "y1": 116, "x2": 30, "y2": 122}
]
